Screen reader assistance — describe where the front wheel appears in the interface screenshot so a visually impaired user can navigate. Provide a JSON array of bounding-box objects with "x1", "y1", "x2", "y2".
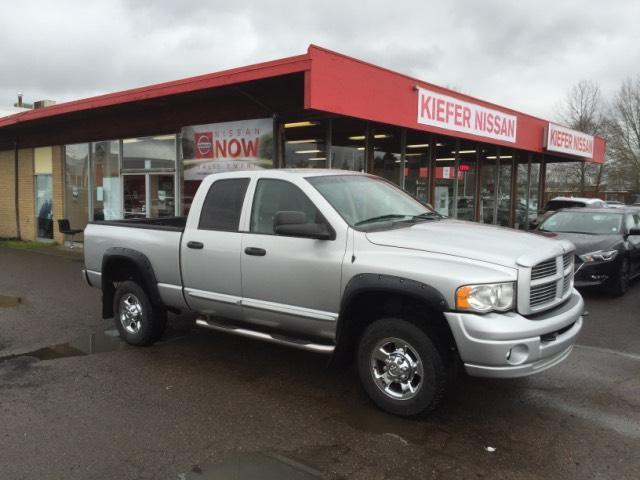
[
  {"x1": 607, "y1": 258, "x2": 630, "y2": 297},
  {"x1": 357, "y1": 318, "x2": 452, "y2": 416},
  {"x1": 113, "y1": 280, "x2": 167, "y2": 346}
]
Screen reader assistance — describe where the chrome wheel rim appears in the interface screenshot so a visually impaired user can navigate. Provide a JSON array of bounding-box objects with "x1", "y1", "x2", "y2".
[
  {"x1": 119, "y1": 293, "x2": 143, "y2": 334},
  {"x1": 370, "y1": 337, "x2": 424, "y2": 400}
]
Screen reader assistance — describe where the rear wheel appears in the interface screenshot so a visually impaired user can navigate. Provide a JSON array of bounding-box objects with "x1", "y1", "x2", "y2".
[
  {"x1": 608, "y1": 258, "x2": 630, "y2": 297},
  {"x1": 113, "y1": 280, "x2": 167, "y2": 345},
  {"x1": 357, "y1": 317, "x2": 452, "y2": 416}
]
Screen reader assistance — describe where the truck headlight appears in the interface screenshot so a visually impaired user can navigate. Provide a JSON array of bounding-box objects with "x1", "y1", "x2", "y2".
[
  {"x1": 456, "y1": 282, "x2": 515, "y2": 313},
  {"x1": 579, "y1": 250, "x2": 618, "y2": 262}
]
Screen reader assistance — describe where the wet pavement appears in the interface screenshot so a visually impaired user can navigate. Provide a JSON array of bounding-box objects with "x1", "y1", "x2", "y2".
[{"x1": 0, "y1": 247, "x2": 639, "y2": 479}]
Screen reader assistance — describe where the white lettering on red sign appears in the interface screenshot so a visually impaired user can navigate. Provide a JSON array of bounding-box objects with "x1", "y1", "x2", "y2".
[
  {"x1": 545, "y1": 123, "x2": 594, "y2": 159},
  {"x1": 417, "y1": 87, "x2": 517, "y2": 143}
]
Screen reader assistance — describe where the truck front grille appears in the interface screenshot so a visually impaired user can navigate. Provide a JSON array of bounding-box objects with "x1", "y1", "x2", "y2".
[
  {"x1": 525, "y1": 253, "x2": 574, "y2": 313},
  {"x1": 530, "y1": 281, "x2": 557, "y2": 307},
  {"x1": 531, "y1": 258, "x2": 557, "y2": 280}
]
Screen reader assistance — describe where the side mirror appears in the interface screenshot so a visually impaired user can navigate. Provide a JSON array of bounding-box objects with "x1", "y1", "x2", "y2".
[
  {"x1": 273, "y1": 211, "x2": 333, "y2": 240},
  {"x1": 628, "y1": 227, "x2": 640, "y2": 237}
]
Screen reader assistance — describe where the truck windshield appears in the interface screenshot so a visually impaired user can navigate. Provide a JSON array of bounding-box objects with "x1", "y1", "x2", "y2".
[{"x1": 307, "y1": 175, "x2": 438, "y2": 229}]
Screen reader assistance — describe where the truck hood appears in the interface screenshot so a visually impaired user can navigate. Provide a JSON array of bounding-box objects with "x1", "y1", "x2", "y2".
[{"x1": 365, "y1": 219, "x2": 573, "y2": 268}]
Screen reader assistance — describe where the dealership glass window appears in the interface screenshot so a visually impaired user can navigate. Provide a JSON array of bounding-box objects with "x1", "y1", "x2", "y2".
[
  {"x1": 35, "y1": 147, "x2": 54, "y2": 240},
  {"x1": 529, "y1": 161, "x2": 541, "y2": 220},
  {"x1": 330, "y1": 118, "x2": 366, "y2": 172},
  {"x1": 497, "y1": 150, "x2": 514, "y2": 227},
  {"x1": 123, "y1": 175, "x2": 146, "y2": 218},
  {"x1": 404, "y1": 130, "x2": 431, "y2": 203},
  {"x1": 283, "y1": 120, "x2": 327, "y2": 168},
  {"x1": 92, "y1": 140, "x2": 121, "y2": 220},
  {"x1": 479, "y1": 146, "x2": 498, "y2": 224},
  {"x1": 370, "y1": 124, "x2": 402, "y2": 187},
  {"x1": 433, "y1": 139, "x2": 456, "y2": 217},
  {"x1": 455, "y1": 140, "x2": 478, "y2": 221},
  {"x1": 149, "y1": 174, "x2": 175, "y2": 218},
  {"x1": 122, "y1": 135, "x2": 176, "y2": 170},
  {"x1": 64, "y1": 143, "x2": 90, "y2": 235},
  {"x1": 515, "y1": 160, "x2": 530, "y2": 230}
]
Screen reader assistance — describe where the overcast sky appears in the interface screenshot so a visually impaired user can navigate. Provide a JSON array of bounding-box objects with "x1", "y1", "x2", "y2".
[{"x1": 1, "y1": 0, "x2": 639, "y2": 119}]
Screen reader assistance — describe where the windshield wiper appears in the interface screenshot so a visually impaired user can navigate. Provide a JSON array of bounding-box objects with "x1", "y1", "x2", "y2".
[
  {"x1": 355, "y1": 214, "x2": 410, "y2": 226},
  {"x1": 412, "y1": 211, "x2": 443, "y2": 221}
]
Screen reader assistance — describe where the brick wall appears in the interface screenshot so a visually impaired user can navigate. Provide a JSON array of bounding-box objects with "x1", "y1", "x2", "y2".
[
  {"x1": 17, "y1": 148, "x2": 35, "y2": 241},
  {"x1": 0, "y1": 149, "x2": 17, "y2": 238},
  {"x1": 52, "y1": 146, "x2": 65, "y2": 244}
]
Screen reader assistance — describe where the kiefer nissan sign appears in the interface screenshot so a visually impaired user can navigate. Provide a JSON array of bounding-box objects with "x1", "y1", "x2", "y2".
[
  {"x1": 417, "y1": 86, "x2": 517, "y2": 143},
  {"x1": 545, "y1": 123, "x2": 594, "y2": 159}
]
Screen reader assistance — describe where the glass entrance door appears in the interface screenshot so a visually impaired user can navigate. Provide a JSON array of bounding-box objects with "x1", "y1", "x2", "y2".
[{"x1": 36, "y1": 175, "x2": 53, "y2": 240}]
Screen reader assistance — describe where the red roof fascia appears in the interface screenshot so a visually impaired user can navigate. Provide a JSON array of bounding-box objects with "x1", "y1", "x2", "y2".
[
  {"x1": 0, "y1": 52, "x2": 311, "y2": 129},
  {"x1": 306, "y1": 45, "x2": 605, "y2": 163}
]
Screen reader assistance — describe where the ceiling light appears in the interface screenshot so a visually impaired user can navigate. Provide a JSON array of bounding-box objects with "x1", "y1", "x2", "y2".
[
  {"x1": 485, "y1": 155, "x2": 513, "y2": 159},
  {"x1": 436, "y1": 157, "x2": 456, "y2": 161},
  {"x1": 348, "y1": 134, "x2": 390, "y2": 141},
  {"x1": 453, "y1": 150, "x2": 477, "y2": 154},
  {"x1": 295, "y1": 149, "x2": 322, "y2": 154},
  {"x1": 307, "y1": 157, "x2": 326, "y2": 161},
  {"x1": 357, "y1": 147, "x2": 365, "y2": 151},
  {"x1": 287, "y1": 139, "x2": 320, "y2": 144},
  {"x1": 405, "y1": 153, "x2": 423, "y2": 157},
  {"x1": 284, "y1": 121, "x2": 317, "y2": 128},
  {"x1": 407, "y1": 144, "x2": 429, "y2": 149}
]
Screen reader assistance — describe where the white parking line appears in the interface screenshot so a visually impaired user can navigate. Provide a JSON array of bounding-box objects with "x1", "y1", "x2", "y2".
[{"x1": 576, "y1": 344, "x2": 640, "y2": 361}]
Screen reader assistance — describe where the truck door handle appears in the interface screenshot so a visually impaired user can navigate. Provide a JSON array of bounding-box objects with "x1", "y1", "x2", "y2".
[
  {"x1": 187, "y1": 241, "x2": 204, "y2": 250},
  {"x1": 244, "y1": 247, "x2": 266, "y2": 256}
]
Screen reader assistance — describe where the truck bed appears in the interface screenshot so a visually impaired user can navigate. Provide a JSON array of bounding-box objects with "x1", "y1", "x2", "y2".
[{"x1": 91, "y1": 216, "x2": 186, "y2": 232}]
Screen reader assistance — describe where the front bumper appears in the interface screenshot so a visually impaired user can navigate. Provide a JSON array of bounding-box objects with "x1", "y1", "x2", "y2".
[
  {"x1": 574, "y1": 258, "x2": 620, "y2": 287},
  {"x1": 444, "y1": 290, "x2": 584, "y2": 378}
]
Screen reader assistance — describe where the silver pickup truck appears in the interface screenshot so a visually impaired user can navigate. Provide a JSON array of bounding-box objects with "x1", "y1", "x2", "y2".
[{"x1": 83, "y1": 170, "x2": 584, "y2": 416}]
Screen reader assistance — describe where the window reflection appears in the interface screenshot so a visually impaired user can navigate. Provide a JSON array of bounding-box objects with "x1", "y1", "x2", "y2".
[
  {"x1": 331, "y1": 118, "x2": 366, "y2": 171},
  {"x1": 405, "y1": 131, "x2": 431, "y2": 203},
  {"x1": 370, "y1": 125, "x2": 402, "y2": 186},
  {"x1": 283, "y1": 120, "x2": 327, "y2": 168},
  {"x1": 456, "y1": 140, "x2": 477, "y2": 221},
  {"x1": 122, "y1": 135, "x2": 176, "y2": 170}
]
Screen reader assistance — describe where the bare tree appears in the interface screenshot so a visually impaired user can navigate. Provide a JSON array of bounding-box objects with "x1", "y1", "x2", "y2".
[
  {"x1": 555, "y1": 80, "x2": 607, "y2": 195},
  {"x1": 608, "y1": 76, "x2": 640, "y2": 192}
]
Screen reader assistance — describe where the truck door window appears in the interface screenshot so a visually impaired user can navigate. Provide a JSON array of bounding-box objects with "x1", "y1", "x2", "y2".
[
  {"x1": 198, "y1": 178, "x2": 250, "y2": 231},
  {"x1": 250, "y1": 179, "x2": 321, "y2": 234}
]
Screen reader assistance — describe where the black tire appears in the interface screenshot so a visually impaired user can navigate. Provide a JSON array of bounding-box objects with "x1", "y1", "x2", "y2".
[
  {"x1": 113, "y1": 280, "x2": 167, "y2": 346},
  {"x1": 607, "y1": 258, "x2": 630, "y2": 297},
  {"x1": 357, "y1": 317, "x2": 452, "y2": 416}
]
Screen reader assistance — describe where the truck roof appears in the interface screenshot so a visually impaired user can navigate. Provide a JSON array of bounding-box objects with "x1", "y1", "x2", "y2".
[{"x1": 203, "y1": 169, "x2": 366, "y2": 179}]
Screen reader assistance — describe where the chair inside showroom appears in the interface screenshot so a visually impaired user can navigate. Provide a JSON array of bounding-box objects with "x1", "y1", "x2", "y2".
[{"x1": 57, "y1": 219, "x2": 83, "y2": 249}]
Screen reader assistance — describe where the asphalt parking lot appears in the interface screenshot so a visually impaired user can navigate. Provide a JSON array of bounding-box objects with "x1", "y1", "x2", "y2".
[{"x1": 0, "y1": 247, "x2": 639, "y2": 480}]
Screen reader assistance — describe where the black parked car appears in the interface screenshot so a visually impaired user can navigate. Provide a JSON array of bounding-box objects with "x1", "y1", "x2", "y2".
[{"x1": 535, "y1": 207, "x2": 640, "y2": 296}]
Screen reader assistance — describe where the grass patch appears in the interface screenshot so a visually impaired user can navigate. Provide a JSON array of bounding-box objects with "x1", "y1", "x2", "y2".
[{"x1": 0, "y1": 240, "x2": 57, "y2": 250}]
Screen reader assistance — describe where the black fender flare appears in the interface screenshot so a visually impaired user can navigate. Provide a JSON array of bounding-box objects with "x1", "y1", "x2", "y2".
[
  {"x1": 330, "y1": 273, "x2": 450, "y2": 366},
  {"x1": 101, "y1": 247, "x2": 164, "y2": 318}
]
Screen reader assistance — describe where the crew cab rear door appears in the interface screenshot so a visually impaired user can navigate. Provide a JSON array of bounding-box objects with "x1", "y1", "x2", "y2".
[{"x1": 181, "y1": 177, "x2": 251, "y2": 319}]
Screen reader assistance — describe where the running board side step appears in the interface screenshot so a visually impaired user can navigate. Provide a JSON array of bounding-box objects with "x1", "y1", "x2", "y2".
[{"x1": 195, "y1": 317, "x2": 335, "y2": 354}]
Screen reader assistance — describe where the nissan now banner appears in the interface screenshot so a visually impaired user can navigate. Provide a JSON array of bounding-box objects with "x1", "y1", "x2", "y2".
[
  {"x1": 181, "y1": 118, "x2": 274, "y2": 180},
  {"x1": 417, "y1": 87, "x2": 517, "y2": 143},
  {"x1": 545, "y1": 123, "x2": 594, "y2": 159}
]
